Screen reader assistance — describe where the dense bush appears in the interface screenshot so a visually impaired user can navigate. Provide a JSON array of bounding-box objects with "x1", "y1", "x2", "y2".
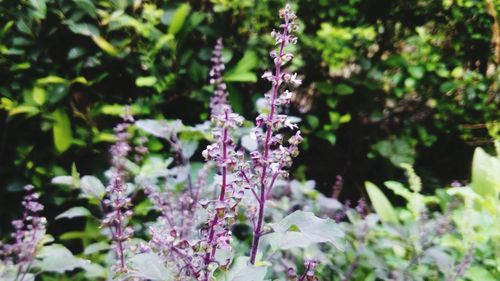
[{"x1": 0, "y1": 1, "x2": 499, "y2": 280}]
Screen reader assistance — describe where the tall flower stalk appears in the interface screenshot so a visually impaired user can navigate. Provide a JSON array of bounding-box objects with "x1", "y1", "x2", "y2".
[
  {"x1": 102, "y1": 110, "x2": 134, "y2": 273},
  {"x1": 242, "y1": 4, "x2": 302, "y2": 264},
  {"x1": 201, "y1": 38, "x2": 244, "y2": 279}
]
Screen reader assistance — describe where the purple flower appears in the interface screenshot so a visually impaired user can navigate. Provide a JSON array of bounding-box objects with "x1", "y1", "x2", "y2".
[
  {"x1": 0, "y1": 185, "x2": 47, "y2": 276},
  {"x1": 102, "y1": 110, "x2": 135, "y2": 273},
  {"x1": 240, "y1": 4, "x2": 302, "y2": 264}
]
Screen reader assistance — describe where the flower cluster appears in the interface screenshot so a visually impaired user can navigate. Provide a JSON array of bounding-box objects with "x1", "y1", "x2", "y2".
[
  {"x1": 102, "y1": 110, "x2": 134, "y2": 273},
  {"x1": 0, "y1": 185, "x2": 46, "y2": 276},
  {"x1": 209, "y1": 38, "x2": 229, "y2": 118},
  {"x1": 199, "y1": 38, "x2": 245, "y2": 280},
  {"x1": 236, "y1": 3, "x2": 303, "y2": 264},
  {"x1": 287, "y1": 260, "x2": 319, "y2": 281}
]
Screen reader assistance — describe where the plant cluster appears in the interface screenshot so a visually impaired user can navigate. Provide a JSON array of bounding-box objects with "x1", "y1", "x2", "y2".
[{"x1": 1, "y1": 2, "x2": 499, "y2": 281}]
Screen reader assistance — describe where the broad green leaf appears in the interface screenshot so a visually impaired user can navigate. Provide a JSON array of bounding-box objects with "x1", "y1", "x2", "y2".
[
  {"x1": 465, "y1": 266, "x2": 496, "y2": 281},
  {"x1": 220, "y1": 257, "x2": 267, "y2": 281},
  {"x1": 34, "y1": 244, "x2": 89, "y2": 273},
  {"x1": 128, "y1": 253, "x2": 172, "y2": 281},
  {"x1": 81, "y1": 263, "x2": 106, "y2": 279},
  {"x1": 29, "y1": 0, "x2": 47, "y2": 20},
  {"x1": 136, "y1": 119, "x2": 181, "y2": 139},
  {"x1": 168, "y1": 4, "x2": 190, "y2": 35},
  {"x1": 52, "y1": 109, "x2": 73, "y2": 153},
  {"x1": 224, "y1": 50, "x2": 259, "y2": 82},
  {"x1": 268, "y1": 210, "x2": 345, "y2": 250},
  {"x1": 365, "y1": 181, "x2": 398, "y2": 224},
  {"x1": 471, "y1": 147, "x2": 500, "y2": 198},
  {"x1": 83, "y1": 242, "x2": 109, "y2": 255},
  {"x1": 91, "y1": 36, "x2": 118, "y2": 56},
  {"x1": 55, "y1": 207, "x2": 91, "y2": 220},
  {"x1": 80, "y1": 175, "x2": 106, "y2": 200}
]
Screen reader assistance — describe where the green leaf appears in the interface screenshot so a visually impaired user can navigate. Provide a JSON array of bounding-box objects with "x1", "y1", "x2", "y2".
[
  {"x1": 36, "y1": 75, "x2": 67, "y2": 84},
  {"x1": 83, "y1": 242, "x2": 109, "y2": 255},
  {"x1": 128, "y1": 253, "x2": 172, "y2": 281},
  {"x1": 8, "y1": 105, "x2": 40, "y2": 116},
  {"x1": 224, "y1": 71, "x2": 257, "y2": 82},
  {"x1": 51, "y1": 176, "x2": 73, "y2": 186},
  {"x1": 220, "y1": 257, "x2": 267, "y2": 281},
  {"x1": 67, "y1": 22, "x2": 99, "y2": 37},
  {"x1": 408, "y1": 65, "x2": 425, "y2": 79},
  {"x1": 33, "y1": 87, "x2": 46, "y2": 105},
  {"x1": 55, "y1": 207, "x2": 91, "y2": 220},
  {"x1": 465, "y1": 266, "x2": 496, "y2": 281},
  {"x1": 471, "y1": 147, "x2": 500, "y2": 198},
  {"x1": 74, "y1": 0, "x2": 97, "y2": 18},
  {"x1": 168, "y1": 4, "x2": 190, "y2": 35},
  {"x1": 333, "y1": 83, "x2": 354, "y2": 95},
  {"x1": 365, "y1": 181, "x2": 398, "y2": 224},
  {"x1": 80, "y1": 175, "x2": 106, "y2": 200},
  {"x1": 52, "y1": 109, "x2": 73, "y2": 153},
  {"x1": 136, "y1": 119, "x2": 181, "y2": 139},
  {"x1": 34, "y1": 244, "x2": 89, "y2": 273},
  {"x1": 224, "y1": 50, "x2": 259, "y2": 82},
  {"x1": 91, "y1": 36, "x2": 118, "y2": 56},
  {"x1": 267, "y1": 210, "x2": 345, "y2": 251},
  {"x1": 136, "y1": 76, "x2": 158, "y2": 87}
]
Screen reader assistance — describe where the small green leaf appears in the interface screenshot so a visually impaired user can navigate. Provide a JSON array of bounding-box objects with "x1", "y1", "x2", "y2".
[
  {"x1": 55, "y1": 207, "x2": 91, "y2": 220},
  {"x1": 333, "y1": 83, "x2": 354, "y2": 95},
  {"x1": 52, "y1": 109, "x2": 73, "y2": 153},
  {"x1": 365, "y1": 181, "x2": 398, "y2": 224},
  {"x1": 136, "y1": 76, "x2": 158, "y2": 87},
  {"x1": 91, "y1": 36, "x2": 118, "y2": 56},
  {"x1": 33, "y1": 87, "x2": 46, "y2": 105},
  {"x1": 36, "y1": 75, "x2": 67, "y2": 84},
  {"x1": 80, "y1": 175, "x2": 106, "y2": 200},
  {"x1": 8, "y1": 105, "x2": 40, "y2": 116},
  {"x1": 83, "y1": 242, "x2": 109, "y2": 255},
  {"x1": 168, "y1": 4, "x2": 190, "y2": 35},
  {"x1": 408, "y1": 65, "x2": 425, "y2": 79}
]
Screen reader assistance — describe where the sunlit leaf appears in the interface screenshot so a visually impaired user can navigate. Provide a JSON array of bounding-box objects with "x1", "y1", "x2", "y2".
[
  {"x1": 168, "y1": 4, "x2": 190, "y2": 35},
  {"x1": 52, "y1": 109, "x2": 73, "y2": 153},
  {"x1": 365, "y1": 181, "x2": 399, "y2": 224}
]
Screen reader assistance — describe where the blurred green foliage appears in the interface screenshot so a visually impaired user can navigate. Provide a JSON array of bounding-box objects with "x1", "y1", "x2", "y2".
[{"x1": 0, "y1": 0, "x2": 499, "y2": 216}]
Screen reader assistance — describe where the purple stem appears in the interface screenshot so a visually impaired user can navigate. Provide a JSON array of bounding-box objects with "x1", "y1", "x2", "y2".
[
  {"x1": 249, "y1": 15, "x2": 290, "y2": 265},
  {"x1": 115, "y1": 199, "x2": 126, "y2": 270},
  {"x1": 203, "y1": 110, "x2": 229, "y2": 280}
]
